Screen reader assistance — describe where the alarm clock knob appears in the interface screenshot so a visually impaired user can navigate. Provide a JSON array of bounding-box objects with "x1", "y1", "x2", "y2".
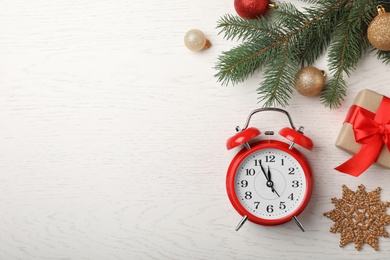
[
  {"x1": 226, "y1": 127, "x2": 261, "y2": 150},
  {"x1": 279, "y1": 127, "x2": 313, "y2": 150}
]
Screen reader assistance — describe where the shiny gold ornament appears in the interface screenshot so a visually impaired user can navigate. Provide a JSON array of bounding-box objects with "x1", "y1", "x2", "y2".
[
  {"x1": 324, "y1": 185, "x2": 390, "y2": 251},
  {"x1": 368, "y1": 6, "x2": 390, "y2": 51},
  {"x1": 294, "y1": 66, "x2": 326, "y2": 97},
  {"x1": 184, "y1": 29, "x2": 211, "y2": 52}
]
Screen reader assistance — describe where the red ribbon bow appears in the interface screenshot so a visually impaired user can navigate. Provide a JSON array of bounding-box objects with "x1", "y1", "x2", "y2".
[{"x1": 335, "y1": 96, "x2": 390, "y2": 176}]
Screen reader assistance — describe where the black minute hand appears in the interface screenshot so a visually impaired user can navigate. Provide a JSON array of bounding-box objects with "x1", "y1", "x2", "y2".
[{"x1": 259, "y1": 160, "x2": 269, "y2": 181}]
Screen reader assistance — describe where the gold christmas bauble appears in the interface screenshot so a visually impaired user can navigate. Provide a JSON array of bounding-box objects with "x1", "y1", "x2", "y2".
[
  {"x1": 184, "y1": 29, "x2": 211, "y2": 52},
  {"x1": 367, "y1": 6, "x2": 390, "y2": 51},
  {"x1": 294, "y1": 66, "x2": 326, "y2": 97}
]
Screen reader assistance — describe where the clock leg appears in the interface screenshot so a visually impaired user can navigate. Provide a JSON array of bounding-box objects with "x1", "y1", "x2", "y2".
[
  {"x1": 293, "y1": 216, "x2": 305, "y2": 232},
  {"x1": 235, "y1": 215, "x2": 248, "y2": 231}
]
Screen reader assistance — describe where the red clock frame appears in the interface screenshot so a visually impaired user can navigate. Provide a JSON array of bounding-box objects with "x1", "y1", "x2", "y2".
[{"x1": 226, "y1": 140, "x2": 313, "y2": 226}]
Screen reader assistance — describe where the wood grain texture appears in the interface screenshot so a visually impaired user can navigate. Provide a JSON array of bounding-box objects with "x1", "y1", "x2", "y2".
[{"x1": 0, "y1": 0, "x2": 390, "y2": 259}]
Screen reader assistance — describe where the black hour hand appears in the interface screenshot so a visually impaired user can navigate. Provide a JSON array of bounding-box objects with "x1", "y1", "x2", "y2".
[{"x1": 267, "y1": 166, "x2": 280, "y2": 197}]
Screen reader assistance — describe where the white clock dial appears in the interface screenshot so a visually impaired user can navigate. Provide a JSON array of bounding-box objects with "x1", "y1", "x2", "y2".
[{"x1": 234, "y1": 148, "x2": 307, "y2": 220}]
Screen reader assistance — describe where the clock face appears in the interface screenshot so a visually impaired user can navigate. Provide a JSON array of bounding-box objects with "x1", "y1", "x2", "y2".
[{"x1": 227, "y1": 141, "x2": 312, "y2": 225}]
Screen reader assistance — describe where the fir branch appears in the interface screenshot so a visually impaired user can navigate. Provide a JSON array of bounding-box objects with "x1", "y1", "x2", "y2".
[
  {"x1": 216, "y1": 14, "x2": 282, "y2": 42},
  {"x1": 215, "y1": 1, "x2": 350, "y2": 107},
  {"x1": 375, "y1": 50, "x2": 390, "y2": 65},
  {"x1": 215, "y1": 40, "x2": 282, "y2": 85},
  {"x1": 322, "y1": 0, "x2": 375, "y2": 108},
  {"x1": 321, "y1": 77, "x2": 347, "y2": 109},
  {"x1": 328, "y1": 21, "x2": 366, "y2": 78},
  {"x1": 215, "y1": 0, "x2": 390, "y2": 108},
  {"x1": 272, "y1": 3, "x2": 306, "y2": 29},
  {"x1": 258, "y1": 40, "x2": 299, "y2": 107},
  {"x1": 297, "y1": 0, "x2": 352, "y2": 65},
  {"x1": 350, "y1": 0, "x2": 378, "y2": 26},
  {"x1": 322, "y1": 20, "x2": 356, "y2": 108},
  {"x1": 299, "y1": 0, "x2": 341, "y2": 4}
]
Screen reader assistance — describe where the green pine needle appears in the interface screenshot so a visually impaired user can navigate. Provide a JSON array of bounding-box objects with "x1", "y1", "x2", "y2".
[{"x1": 376, "y1": 50, "x2": 390, "y2": 64}]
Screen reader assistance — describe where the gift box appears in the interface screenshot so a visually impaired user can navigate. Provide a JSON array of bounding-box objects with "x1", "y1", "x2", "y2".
[{"x1": 335, "y1": 89, "x2": 390, "y2": 176}]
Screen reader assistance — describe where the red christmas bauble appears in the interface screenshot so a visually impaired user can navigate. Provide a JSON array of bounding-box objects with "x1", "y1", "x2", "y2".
[{"x1": 234, "y1": 0, "x2": 270, "y2": 19}]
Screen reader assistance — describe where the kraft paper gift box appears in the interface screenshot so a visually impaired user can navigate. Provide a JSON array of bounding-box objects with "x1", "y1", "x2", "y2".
[{"x1": 335, "y1": 89, "x2": 390, "y2": 175}]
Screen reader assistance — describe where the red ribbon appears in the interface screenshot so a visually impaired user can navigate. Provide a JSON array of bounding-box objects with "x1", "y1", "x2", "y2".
[{"x1": 335, "y1": 96, "x2": 390, "y2": 176}]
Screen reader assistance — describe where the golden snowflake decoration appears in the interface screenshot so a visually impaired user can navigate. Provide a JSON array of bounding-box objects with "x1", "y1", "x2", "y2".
[{"x1": 324, "y1": 184, "x2": 390, "y2": 251}]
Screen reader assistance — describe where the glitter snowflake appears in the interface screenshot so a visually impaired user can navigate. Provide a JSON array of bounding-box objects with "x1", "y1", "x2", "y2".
[{"x1": 324, "y1": 185, "x2": 390, "y2": 251}]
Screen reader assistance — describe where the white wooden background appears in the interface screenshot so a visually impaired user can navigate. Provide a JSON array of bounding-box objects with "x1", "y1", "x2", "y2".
[{"x1": 1, "y1": 0, "x2": 390, "y2": 259}]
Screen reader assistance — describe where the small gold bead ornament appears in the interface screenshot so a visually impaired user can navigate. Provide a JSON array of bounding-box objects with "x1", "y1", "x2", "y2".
[
  {"x1": 184, "y1": 29, "x2": 211, "y2": 52},
  {"x1": 367, "y1": 5, "x2": 390, "y2": 51},
  {"x1": 294, "y1": 66, "x2": 326, "y2": 97}
]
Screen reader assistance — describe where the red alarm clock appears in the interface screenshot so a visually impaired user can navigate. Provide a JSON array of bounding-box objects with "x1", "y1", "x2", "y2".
[{"x1": 226, "y1": 108, "x2": 313, "y2": 231}]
